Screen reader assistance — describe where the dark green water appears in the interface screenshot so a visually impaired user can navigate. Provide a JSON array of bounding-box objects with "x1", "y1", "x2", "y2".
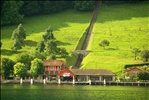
[{"x1": 1, "y1": 84, "x2": 149, "y2": 100}]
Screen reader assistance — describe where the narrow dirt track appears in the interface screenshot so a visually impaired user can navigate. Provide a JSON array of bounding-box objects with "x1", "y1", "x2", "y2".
[{"x1": 74, "y1": 0, "x2": 102, "y2": 68}]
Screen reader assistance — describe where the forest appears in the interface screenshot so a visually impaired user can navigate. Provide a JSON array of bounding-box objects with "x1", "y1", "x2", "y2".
[{"x1": 1, "y1": 0, "x2": 146, "y2": 26}]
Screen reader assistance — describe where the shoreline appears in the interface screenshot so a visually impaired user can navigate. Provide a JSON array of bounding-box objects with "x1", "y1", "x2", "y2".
[{"x1": 1, "y1": 80, "x2": 149, "y2": 86}]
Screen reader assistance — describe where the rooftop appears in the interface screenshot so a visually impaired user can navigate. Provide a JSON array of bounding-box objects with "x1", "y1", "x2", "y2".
[
  {"x1": 70, "y1": 69, "x2": 115, "y2": 76},
  {"x1": 43, "y1": 60, "x2": 66, "y2": 67}
]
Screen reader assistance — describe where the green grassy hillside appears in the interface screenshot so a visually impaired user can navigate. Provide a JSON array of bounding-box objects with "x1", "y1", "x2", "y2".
[
  {"x1": 82, "y1": 2, "x2": 149, "y2": 76},
  {"x1": 1, "y1": 2, "x2": 149, "y2": 77},
  {"x1": 1, "y1": 10, "x2": 92, "y2": 63}
]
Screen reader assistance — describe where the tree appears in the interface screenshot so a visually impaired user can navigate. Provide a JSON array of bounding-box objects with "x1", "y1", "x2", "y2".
[
  {"x1": 146, "y1": 67, "x2": 149, "y2": 72},
  {"x1": 11, "y1": 23, "x2": 26, "y2": 44},
  {"x1": 1, "y1": 58, "x2": 15, "y2": 79},
  {"x1": 0, "y1": 42, "x2": 2, "y2": 48},
  {"x1": 36, "y1": 41, "x2": 45, "y2": 52},
  {"x1": 45, "y1": 40, "x2": 58, "y2": 55},
  {"x1": 14, "y1": 62, "x2": 27, "y2": 78},
  {"x1": 11, "y1": 40, "x2": 22, "y2": 51},
  {"x1": 131, "y1": 48, "x2": 141, "y2": 60},
  {"x1": 30, "y1": 58, "x2": 45, "y2": 77},
  {"x1": 99, "y1": 39, "x2": 110, "y2": 49},
  {"x1": 16, "y1": 52, "x2": 33, "y2": 70},
  {"x1": 74, "y1": 1, "x2": 95, "y2": 12},
  {"x1": 29, "y1": 50, "x2": 46, "y2": 60},
  {"x1": 11, "y1": 23, "x2": 26, "y2": 51},
  {"x1": 39, "y1": 1, "x2": 72, "y2": 14},
  {"x1": 137, "y1": 71, "x2": 149, "y2": 80},
  {"x1": 57, "y1": 48, "x2": 68, "y2": 57},
  {"x1": 1, "y1": 1, "x2": 24, "y2": 25},
  {"x1": 43, "y1": 26, "x2": 55, "y2": 42},
  {"x1": 19, "y1": 1, "x2": 41, "y2": 16},
  {"x1": 141, "y1": 49, "x2": 149, "y2": 62},
  {"x1": 46, "y1": 54, "x2": 56, "y2": 60}
]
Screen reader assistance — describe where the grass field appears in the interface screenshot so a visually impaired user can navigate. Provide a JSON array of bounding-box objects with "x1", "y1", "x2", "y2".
[
  {"x1": 1, "y1": 10, "x2": 92, "y2": 63},
  {"x1": 1, "y1": 2, "x2": 149, "y2": 77},
  {"x1": 82, "y1": 2, "x2": 149, "y2": 76}
]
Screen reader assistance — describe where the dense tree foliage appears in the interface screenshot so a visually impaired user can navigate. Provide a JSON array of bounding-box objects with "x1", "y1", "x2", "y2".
[
  {"x1": 46, "y1": 54, "x2": 56, "y2": 60},
  {"x1": 16, "y1": 52, "x2": 33, "y2": 70},
  {"x1": 36, "y1": 26, "x2": 68, "y2": 58},
  {"x1": 43, "y1": 26, "x2": 55, "y2": 42},
  {"x1": 1, "y1": 58, "x2": 15, "y2": 79},
  {"x1": 30, "y1": 58, "x2": 45, "y2": 77},
  {"x1": 137, "y1": 71, "x2": 149, "y2": 80},
  {"x1": 0, "y1": 42, "x2": 2, "y2": 48},
  {"x1": 11, "y1": 24, "x2": 26, "y2": 51},
  {"x1": 102, "y1": 0, "x2": 145, "y2": 4},
  {"x1": 1, "y1": 1, "x2": 24, "y2": 26},
  {"x1": 29, "y1": 50, "x2": 46, "y2": 60},
  {"x1": 11, "y1": 40, "x2": 22, "y2": 51},
  {"x1": 1, "y1": 0, "x2": 145, "y2": 26},
  {"x1": 19, "y1": 1, "x2": 41, "y2": 16},
  {"x1": 14, "y1": 62, "x2": 27, "y2": 78},
  {"x1": 74, "y1": 1, "x2": 95, "y2": 12},
  {"x1": 36, "y1": 26, "x2": 57, "y2": 56},
  {"x1": 36, "y1": 41, "x2": 45, "y2": 53},
  {"x1": 45, "y1": 40, "x2": 58, "y2": 55},
  {"x1": 141, "y1": 49, "x2": 149, "y2": 62},
  {"x1": 57, "y1": 48, "x2": 68, "y2": 57}
]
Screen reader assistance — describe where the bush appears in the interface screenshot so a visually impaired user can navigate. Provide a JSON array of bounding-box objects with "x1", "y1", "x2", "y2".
[{"x1": 137, "y1": 71, "x2": 149, "y2": 80}]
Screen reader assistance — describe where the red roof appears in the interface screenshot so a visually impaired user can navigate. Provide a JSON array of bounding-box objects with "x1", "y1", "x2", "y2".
[
  {"x1": 58, "y1": 69, "x2": 74, "y2": 77},
  {"x1": 125, "y1": 67, "x2": 142, "y2": 73}
]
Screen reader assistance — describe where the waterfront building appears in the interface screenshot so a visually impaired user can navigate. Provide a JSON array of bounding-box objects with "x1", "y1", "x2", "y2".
[
  {"x1": 124, "y1": 67, "x2": 142, "y2": 79},
  {"x1": 43, "y1": 60, "x2": 66, "y2": 81},
  {"x1": 43, "y1": 60, "x2": 116, "y2": 84}
]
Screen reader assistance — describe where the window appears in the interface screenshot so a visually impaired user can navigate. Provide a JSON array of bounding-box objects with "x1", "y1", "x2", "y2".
[
  {"x1": 57, "y1": 66, "x2": 61, "y2": 71},
  {"x1": 104, "y1": 77, "x2": 112, "y2": 81},
  {"x1": 50, "y1": 66, "x2": 54, "y2": 70},
  {"x1": 90, "y1": 76, "x2": 99, "y2": 81},
  {"x1": 133, "y1": 69, "x2": 138, "y2": 73}
]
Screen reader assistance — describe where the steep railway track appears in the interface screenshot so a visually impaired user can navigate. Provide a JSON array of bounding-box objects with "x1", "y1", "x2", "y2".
[{"x1": 74, "y1": 0, "x2": 102, "y2": 68}]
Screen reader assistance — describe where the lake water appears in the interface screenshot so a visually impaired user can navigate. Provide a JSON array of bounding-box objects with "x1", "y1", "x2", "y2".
[{"x1": 1, "y1": 84, "x2": 149, "y2": 100}]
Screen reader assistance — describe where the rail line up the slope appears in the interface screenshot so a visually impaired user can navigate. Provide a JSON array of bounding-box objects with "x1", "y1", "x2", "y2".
[{"x1": 74, "y1": 0, "x2": 102, "y2": 68}]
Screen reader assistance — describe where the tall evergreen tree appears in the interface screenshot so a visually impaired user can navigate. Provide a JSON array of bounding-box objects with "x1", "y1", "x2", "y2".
[
  {"x1": 11, "y1": 40, "x2": 22, "y2": 51},
  {"x1": 45, "y1": 40, "x2": 58, "y2": 55},
  {"x1": 43, "y1": 26, "x2": 55, "y2": 42},
  {"x1": 11, "y1": 23, "x2": 26, "y2": 51},
  {"x1": 36, "y1": 41, "x2": 45, "y2": 52}
]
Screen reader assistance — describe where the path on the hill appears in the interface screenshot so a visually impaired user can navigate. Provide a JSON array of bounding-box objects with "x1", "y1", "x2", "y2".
[{"x1": 74, "y1": 0, "x2": 102, "y2": 68}]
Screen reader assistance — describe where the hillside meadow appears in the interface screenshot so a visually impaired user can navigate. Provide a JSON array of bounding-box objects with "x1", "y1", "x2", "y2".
[
  {"x1": 1, "y1": 10, "x2": 92, "y2": 65},
  {"x1": 1, "y1": 2, "x2": 149, "y2": 77},
  {"x1": 82, "y1": 2, "x2": 149, "y2": 76}
]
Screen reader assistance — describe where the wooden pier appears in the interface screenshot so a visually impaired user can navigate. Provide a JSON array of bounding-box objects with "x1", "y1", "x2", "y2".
[{"x1": 1, "y1": 80, "x2": 149, "y2": 86}]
